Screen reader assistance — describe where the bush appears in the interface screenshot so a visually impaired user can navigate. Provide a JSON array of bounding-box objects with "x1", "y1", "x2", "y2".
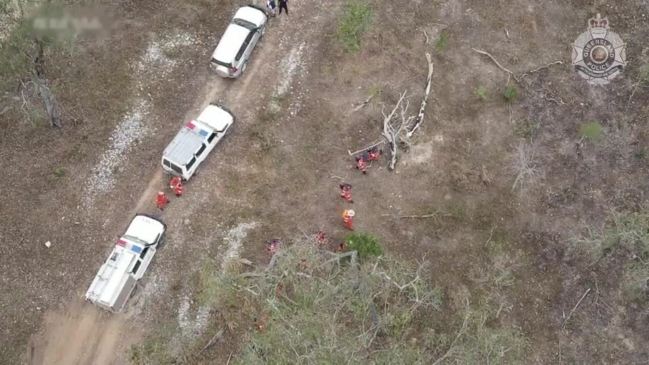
[
  {"x1": 345, "y1": 232, "x2": 383, "y2": 258},
  {"x1": 435, "y1": 31, "x2": 449, "y2": 52},
  {"x1": 336, "y1": 0, "x2": 372, "y2": 53},
  {"x1": 475, "y1": 85, "x2": 488, "y2": 101},
  {"x1": 503, "y1": 85, "x2": 518, "y2": 102},
  {"x1": 579, "y1": 121, "x2": 604, "y2": 142}
]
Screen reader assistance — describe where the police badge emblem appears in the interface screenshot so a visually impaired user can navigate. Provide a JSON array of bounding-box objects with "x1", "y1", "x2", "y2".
[{"x1": 572, "y1": 13, "x2": 627, "y2": 85}]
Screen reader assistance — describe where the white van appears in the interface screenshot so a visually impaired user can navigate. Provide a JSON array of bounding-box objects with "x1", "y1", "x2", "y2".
[
  {"x1": 85, "y1": 214, "x2": 166, "y2": 312},
  {"x1": 161, "y1": 104, "x2": 234, "y2": 181},
  {"x1": 210, "y1": 5, "x2": 267, "y2": 78}
]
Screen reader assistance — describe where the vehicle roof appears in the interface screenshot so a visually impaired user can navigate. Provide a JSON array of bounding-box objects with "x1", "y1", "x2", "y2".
[
  {"x1": 98, "y1": 246, "x2": 137, "y2": 304},
  {"x1": 211, "y1": 23, "x2": 250, "y2": 64},
  {"x1": 124, "y1": 214, "x2": 165, "y2": 244},
  {"x1": 163, "y1": 125, "x2": 205, "y2": 166},
  {"x1": 234, "y1": 6, "x2": 267, "y2": 28},
  {"x1": 163, "y1": 105, "x2": 233, "y2": 166}
]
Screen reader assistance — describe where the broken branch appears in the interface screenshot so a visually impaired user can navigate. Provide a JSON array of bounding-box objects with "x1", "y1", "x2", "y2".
[
  {"x1": 347, "y1": 140, "x2": 385, "y2": 156},
  {"x1": 472, "y1": 48, "x2": 518, "y2": 82},
  {"x1": 352, "y1": 94, "x2": 375, "y2": 112},
  {"x1": 562, "y1": 288, "x2": 591, "y2": 329},
  {"x1": 407, "y1": 52, "x2": 434, "y2": 138}
]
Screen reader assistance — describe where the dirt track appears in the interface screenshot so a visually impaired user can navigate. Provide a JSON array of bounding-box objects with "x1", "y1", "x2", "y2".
[{"x1": 25, "y1": 1, "x2": 333, "y2": 363}]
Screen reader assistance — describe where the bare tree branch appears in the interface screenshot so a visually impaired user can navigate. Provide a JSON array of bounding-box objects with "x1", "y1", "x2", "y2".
[
  {"x1": 407, "y1": 52, "x2": 434, "y2": 138},
  {"x1": 562, "y1": 288, "x2": 591, "y2": 329}
]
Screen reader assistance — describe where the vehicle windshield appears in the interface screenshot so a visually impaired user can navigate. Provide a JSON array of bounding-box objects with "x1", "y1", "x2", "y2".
[
  {"x1": 233, "y1": 18, "x2": 256, "y2": 30},
  {"x1": 123, "y1": 235, "x2": 148, "y2": 246}
]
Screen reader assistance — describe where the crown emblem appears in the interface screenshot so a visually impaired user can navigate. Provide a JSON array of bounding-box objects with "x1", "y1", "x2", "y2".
[{"x1": 588, "y1": 13, "x2": 609, "y2": 29}]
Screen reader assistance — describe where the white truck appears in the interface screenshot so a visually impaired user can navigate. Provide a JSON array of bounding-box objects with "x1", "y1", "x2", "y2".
[
  {"x1": 85, "y1": 214, "x2": 166, "y2": 312},
  {"x1": 161, "y1": 103, "x2": 234, "y2": 181}
]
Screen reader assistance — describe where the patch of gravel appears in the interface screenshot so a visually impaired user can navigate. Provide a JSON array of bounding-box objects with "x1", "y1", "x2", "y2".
[
  {"x1": 275, "y1": 42, "x2": 306, "y2": 97},
  {"x1": 83, "y1": 31, "x2": 198, "y2": 209},
  {"x1": 176, "y1": 295, "x2": 211, "y2": 339},
  {"x1": 137, "y1": 31, "x2": 197, "y2": 79},
  {"x1": 221, "y1": 222, "x2": 258, "y2": 271},
  {"x1": 82, "y1": 100, "x2": 150, "y2": 209}
]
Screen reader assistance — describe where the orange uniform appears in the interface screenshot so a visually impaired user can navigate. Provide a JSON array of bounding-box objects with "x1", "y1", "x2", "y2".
[
  {"x1": 367, "y1": 147, "x2": 382, "y2": 161},
  {"x1": 342, "y1": 209, "x2": 355, "y2": 230},
  {"x1": 339, "y1": 183, "x2": 353, "y2": 203},
  {"x1": 169, "y1": 176, "x2": 184, "y2": 197},
  {"x1": 155, "y1": 191, "x2": 170, "y2": 210},
  {"x1": 355, "y1": 157, "x2": 368, "y2": 174}
]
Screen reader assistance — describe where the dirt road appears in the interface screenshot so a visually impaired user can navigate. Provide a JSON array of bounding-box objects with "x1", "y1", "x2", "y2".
[{"x1": 26, "y1": 1, "x2": 336, "y2": 363}]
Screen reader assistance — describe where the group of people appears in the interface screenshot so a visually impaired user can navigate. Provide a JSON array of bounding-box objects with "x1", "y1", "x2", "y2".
[
  {"x1": 340, "y1": 147, "x2": 383, "y2": 231},
  {"x1": 155, "y1": 176, "x2": 185, "y2": 210},
  {"x1": 355, "y1": 146, "x2": 382, "y2": 174},
  {"x1": 266, "y1": 0, "x2": 289, "y2": 17},
  {"x1": 264, "y1": 146, "x2": 383, "y2": 256}
]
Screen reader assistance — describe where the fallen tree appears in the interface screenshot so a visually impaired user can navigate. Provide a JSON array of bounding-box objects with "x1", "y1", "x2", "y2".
[{"x1": 351, "y1": 52, "x2": 434, "y2": 171}]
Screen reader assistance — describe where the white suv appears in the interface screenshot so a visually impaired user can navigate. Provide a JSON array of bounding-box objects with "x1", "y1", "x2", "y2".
[
  {"x1": 161, "y1": 104, "x2": 234, "y2": 181},
  {"x1": 210, "y1": 5, "x2": 267, "y2": 78}
]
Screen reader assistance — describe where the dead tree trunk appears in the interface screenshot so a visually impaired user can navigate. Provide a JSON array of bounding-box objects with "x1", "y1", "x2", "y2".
[{"x1": 381, "y1": 91, "x2": 409, "y2": 170}]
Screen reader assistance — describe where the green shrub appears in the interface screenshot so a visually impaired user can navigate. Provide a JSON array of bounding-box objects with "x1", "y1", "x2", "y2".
[
  {"x1": 503, "y1": 85, "x2": 518, "y2": 102},
  {"x1": 53, "y1": 167, "x2": 65, "y2": 177},
  {"x1": 435, "y1": 31, "x2": 449, "y2": 52},
  {"x1": 579, "y1": 121, "x2": 604, "y2": 142},
  {"x1": 475, "y1": 85, "x2": 488, "y2": 101},
  {"x1": 336, "y1": 1, "x2": 373, "y2": 53},
  {"x1": 345, "y1": 232, "x2": 383, "y2": 258}
]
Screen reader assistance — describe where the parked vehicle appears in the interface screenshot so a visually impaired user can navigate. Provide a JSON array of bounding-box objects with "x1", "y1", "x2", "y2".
[
  {"x1": 210, "y1": 5, "x2": 267, "y2": 78},
  {"x1": 161, "y1": 103, "x2": 234, "y2": 181},
  {"x1": 85, "y1": 214, "x2": 166, "y2": 312}
]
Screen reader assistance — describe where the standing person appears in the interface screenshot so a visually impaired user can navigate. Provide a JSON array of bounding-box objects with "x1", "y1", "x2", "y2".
[
  {"x1": 155, "y1": 191, "x2": 170, "y2": 210},
  {"x1": 355, "y1": 155, "x2": 368, "y2": 174},
  {"x1": 339, "y1": 183, "x2": 353, "y2": 203},
  {"x1": 266, "y1": 0, "x2": 277, "y2": 17},
  {"x1": 342, "y1": 209, "x2": 355, "y2": 230},
  {"x1": 278, "y1": 0, "x2": 288, "y2": 15}
]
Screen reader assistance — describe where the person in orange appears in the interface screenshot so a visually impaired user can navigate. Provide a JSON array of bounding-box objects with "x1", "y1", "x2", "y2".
[
  {"x1": 342, "y1": 209, "x2": 355, "y2": 230},
  {"x1": 335, "y1": 241, "x2": 347, "y2": 252},
  {"x1": 155, "y1": 191, "x2": 170, "y2": 210},
  {"x1": 315, "y1": 230, "x2": 328, "y2": 247},
  {"x1": 355, "y1": 155, "x2": 368, "y2": 174},
  {"x1": 169, "y1": 176, "x2": 184, "y2": 197},
  {"x1": 339, "y1": 183, "x2": 353, "y2": 203},
  {"x1": 367, "y1": 147, "x2": 382, "y2": 161}
]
